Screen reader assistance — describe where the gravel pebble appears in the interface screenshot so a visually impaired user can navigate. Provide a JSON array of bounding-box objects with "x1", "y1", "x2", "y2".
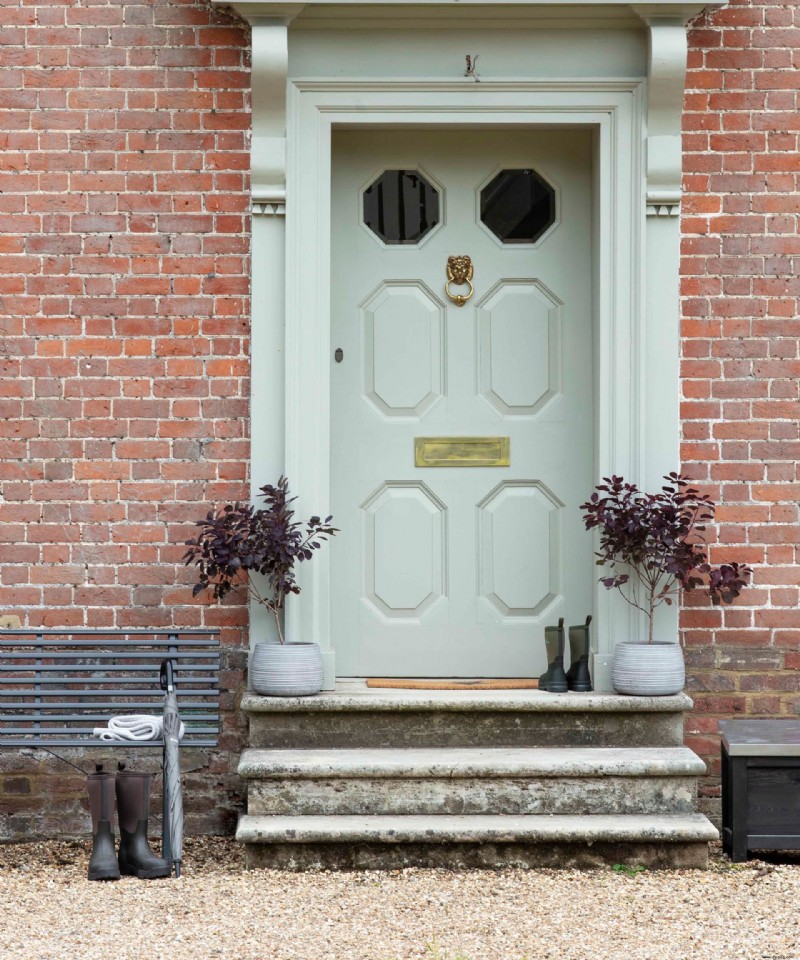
[{"x1": 0, "y1": 839, "x2": 799, "y2": 960}]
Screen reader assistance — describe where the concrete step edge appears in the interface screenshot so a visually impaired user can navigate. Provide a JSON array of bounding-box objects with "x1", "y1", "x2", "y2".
[
  {"x1": 241, "y1": 690, "x2": 694, "y2": 714},
  {"x1": 238, "y1": 746, "x2": 706, "y2": 779},
  {"x1": 236, "y1": 813, "x2": 719, "y2": 845}
]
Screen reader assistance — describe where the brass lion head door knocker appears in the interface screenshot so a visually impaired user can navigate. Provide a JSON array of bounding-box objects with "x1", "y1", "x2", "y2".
[{"x1": 445, "y1": 255, "x2": 474, "y2": 307}]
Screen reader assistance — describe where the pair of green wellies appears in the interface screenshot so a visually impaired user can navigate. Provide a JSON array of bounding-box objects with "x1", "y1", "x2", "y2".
[{"x1": 538, "y1": 616, "x2": 593, "y2": 693}]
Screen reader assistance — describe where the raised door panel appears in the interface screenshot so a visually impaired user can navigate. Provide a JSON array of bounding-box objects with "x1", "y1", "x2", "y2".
[
  {"x1": 362, "y1": 281, "x2": 445, "y2": 419},
  {"x1": 361, "y1": 481, "x2": 447, "y2": 621},
  {"x1": 477, "y1": 279, "x2": 561, "y2": 418},
  {"x1": 477, "y1": 480, "x2": 563, "y2": 620}
]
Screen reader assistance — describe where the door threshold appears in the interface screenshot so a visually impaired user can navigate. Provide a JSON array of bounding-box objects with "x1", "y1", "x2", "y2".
[{"x1": 364, "y1": 677, "x2": 539, "y2": 691}]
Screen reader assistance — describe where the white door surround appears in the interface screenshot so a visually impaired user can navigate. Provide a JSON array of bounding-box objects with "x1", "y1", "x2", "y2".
[
  {"x1": 289, "y1": 80, "x2": 636, "y2": 688},
  {"x1": 211, "y1": 0, "x2": 721, "y2": 688}
]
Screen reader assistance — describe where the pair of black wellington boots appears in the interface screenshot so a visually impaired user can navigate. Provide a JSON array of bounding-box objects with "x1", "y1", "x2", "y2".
[
  {"x1": 87, "y1": 762, "x2": 171, "y2": 881},
  {"x1": 538, "y1": 616, "x2": 593, "y2": 693}
]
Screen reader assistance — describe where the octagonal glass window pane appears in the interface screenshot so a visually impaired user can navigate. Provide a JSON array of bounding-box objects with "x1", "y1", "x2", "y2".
[
  {"x1": 480, "y1": 169, "x2": 556, "y2": 244},
  {"x1": 363, "y1": 170, "x2": 440, "y2": 245}
]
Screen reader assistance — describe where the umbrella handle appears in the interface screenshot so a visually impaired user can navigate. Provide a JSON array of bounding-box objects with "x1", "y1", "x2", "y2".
[{"x1": 160, "y1": 658, "x2": 175, "y2": 692}]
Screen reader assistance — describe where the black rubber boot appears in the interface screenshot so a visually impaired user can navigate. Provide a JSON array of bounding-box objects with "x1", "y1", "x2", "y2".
[
  {"x1": 567, "y1": 615, "x2": 593, "y2": 692},
  {"x1": 87, "y1": 765, "x2": 121, "y2": 881},
  {"x1": 116, "y1": 765, "x2": 171, "y2": 879},
  {"x1": 538, "y1": 618, "x2": 568, "y2": 693}
]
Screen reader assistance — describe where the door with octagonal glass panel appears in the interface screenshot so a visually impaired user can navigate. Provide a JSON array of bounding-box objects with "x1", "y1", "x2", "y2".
[{"x1": 329, "y1": 129, "x2": 594, "y2": 677}]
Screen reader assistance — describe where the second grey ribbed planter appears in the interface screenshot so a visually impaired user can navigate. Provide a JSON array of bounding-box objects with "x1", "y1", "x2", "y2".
[
  {"x1": 611, "y1": 641, "x2": 686, "y2": 697},
  {"x1": 251, "y1": 642, "x2": 324, "y2": 697}
]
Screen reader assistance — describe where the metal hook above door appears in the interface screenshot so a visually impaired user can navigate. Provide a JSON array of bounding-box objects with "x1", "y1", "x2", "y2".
[{"x1": 445, "y1": 255, "x2": 474, "y2": 307}]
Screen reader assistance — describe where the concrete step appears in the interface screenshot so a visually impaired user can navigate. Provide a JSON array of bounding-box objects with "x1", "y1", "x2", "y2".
[
  {"x1": 239, "y1": 746, "x2": 705, "y2": 816},
  {"x1": 242, "y1": 688, "x2": 692, "y2": 749},
  {"x1": 237, "y1": 812, "x2": 719, "y2": 870}
]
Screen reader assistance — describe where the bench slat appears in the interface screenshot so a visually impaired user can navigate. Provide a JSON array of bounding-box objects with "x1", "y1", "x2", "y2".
[
  {"x1": 3, "y1": 726, "x2": 220, "y2": 734},
  {"x1": 0, "y1": 651, "x2": 220, "y2": 661},
  {"x1": 1, "y1": 700, "x2": 215, "y2": 709},
  {"x1": 0, "y1": 629, "x2": 220, "y2": 637},
  {"x1": 0, "y1": 676, "x2": 219, "y2": 685},
  {"x1": 4, "y1": 713, "x2": 217, "y2": 722},
  {"x1": 1, "y1": 687, "x2": 219, "y2": 696},
  {"x1": 2, "y1": 738, "x2": 219, "y2": 748},
  {"x1": 0, "y1": 657, "x2": 219, "y2": 679}
]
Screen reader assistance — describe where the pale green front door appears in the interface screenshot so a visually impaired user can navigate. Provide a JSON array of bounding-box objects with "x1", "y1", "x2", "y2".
[{"x1": 330, "y1": 129, "x2": 594, "y2": 677}]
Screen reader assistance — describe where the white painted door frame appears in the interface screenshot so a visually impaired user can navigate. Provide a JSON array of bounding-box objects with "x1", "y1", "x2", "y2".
[{"x1": 284, "y1": 80, "x2": 644, "y2": 685}]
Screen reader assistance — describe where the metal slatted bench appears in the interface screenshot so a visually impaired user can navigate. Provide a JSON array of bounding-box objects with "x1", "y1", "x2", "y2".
[
  {"x1": 0, "y1": 629, "x2": 221, "y2": 853},
  {"x1": 0, "y1": 629, "x2": 220, "y2": 748}
]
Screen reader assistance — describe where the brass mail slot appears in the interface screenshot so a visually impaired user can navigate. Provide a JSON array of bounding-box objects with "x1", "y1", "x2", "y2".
[{"x1": 415, "y1": 436, "x2": 510, "y2": 468}]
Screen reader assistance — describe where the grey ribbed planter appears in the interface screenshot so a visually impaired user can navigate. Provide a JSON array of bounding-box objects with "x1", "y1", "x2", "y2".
[
  {"x1": 611, "y1": 641, "x2": 685, "y2": 697},
  {"x1": 251, "y1": 642, "x2": 324, "y2": 697}
]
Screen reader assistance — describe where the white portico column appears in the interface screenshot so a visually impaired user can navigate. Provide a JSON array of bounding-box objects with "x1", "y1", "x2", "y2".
[
  {"x1": 228, "y1": 12, "x2": 300, "y2": 648},
  {"x1": 626, "y1": 7, "x2": 716, "y2": 667},
  {"x1": 635, "y1": 8, "x2": 701, "y2": 488},
  {"x1": 249, "y1": 20, "x2": 289, "y2": 646}
]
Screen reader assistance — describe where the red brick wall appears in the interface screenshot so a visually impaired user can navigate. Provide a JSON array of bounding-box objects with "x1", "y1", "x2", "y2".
[
  {"x1": 1, "y1": 0, "x2": 796, "y2": 838},
  {"x1": 682, "y1": 0, "x2": 800, "y2": 822},
  {"x1": 0, "y1": 0, "x2": 251, "y2": 837}
]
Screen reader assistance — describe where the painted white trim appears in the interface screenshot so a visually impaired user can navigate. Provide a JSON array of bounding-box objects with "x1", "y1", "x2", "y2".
[
  {"x1": 633, "y1": 12, "x2": 697, "y2": 646},
  {"x1": 283, "y1": 79, "x2": 647, "y2": 683},
  {"x1": 252, "y1": 201, "x2": 287, "y2": 216},
  {"x1": 249, "y1": 17, "x2": 296, "y2": 205},
  {"x1": 245, "y1": 19, "x2": 292, "y2": 656},
  {"x1": 647, "y1": 202, "x2": 680, "y2": 217},
  {"x1": 223, "y1": 1, "x2": 715, "y2": 15},
  {"x1": 634, "y1": 9, "x2": 694, "y2": 209}
]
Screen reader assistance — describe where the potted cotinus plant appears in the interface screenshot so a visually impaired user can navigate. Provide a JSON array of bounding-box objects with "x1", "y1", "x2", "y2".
[
  {"x1": 184, "y1": 477, "x2": 337, "y2": 697},
  {"x1": 581, "y1": 473, "x2": 751, "y2": 696}
]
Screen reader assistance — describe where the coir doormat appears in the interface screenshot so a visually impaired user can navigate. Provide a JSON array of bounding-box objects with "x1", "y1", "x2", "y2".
[{"x1": 366, "y1": 678, "x2": 539, "y2": 690}]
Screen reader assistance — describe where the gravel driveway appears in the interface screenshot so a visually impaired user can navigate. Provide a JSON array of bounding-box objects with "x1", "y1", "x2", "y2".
[{"x1": 0, "y1": 838, "x2": 798, "y2": 960}]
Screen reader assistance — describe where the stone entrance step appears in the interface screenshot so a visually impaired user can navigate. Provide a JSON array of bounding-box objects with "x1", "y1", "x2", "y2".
[
  {"x1": 242, "y1": 688, "x2": 692, "y2": 749},
  {"x1": 238, "y1": 686, "x2": 715, "y2": 869},
  {"x1": 239, "y1": 746, "x2": 705, "y2": 816},
  {"x1": 237, "y1": 813, "x2": 718, "y2": 870}
]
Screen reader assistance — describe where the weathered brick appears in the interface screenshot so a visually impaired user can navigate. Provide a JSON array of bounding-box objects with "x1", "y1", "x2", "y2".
[
  {"x1": 0, "y1": 0, "x2": 249, "y2": 841},
  {"x1": 681, "y1": 0, "x2": 800, "y2": 823}
]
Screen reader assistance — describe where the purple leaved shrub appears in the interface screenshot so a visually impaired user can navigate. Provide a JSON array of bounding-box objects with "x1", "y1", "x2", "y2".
[
  {"x1": 580, "y1": 473, "x2": 752, "y2": 644},
  {"x1": 183, "y1": 476, "x2": 338, "y2": 644}
]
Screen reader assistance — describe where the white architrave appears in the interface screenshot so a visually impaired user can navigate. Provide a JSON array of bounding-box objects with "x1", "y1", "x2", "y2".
[
  {"x1": 631, "y1": 4, "x2": 720, "y2": 652},
  {"x1": 213, "y1": 0, "x2": 719, "y2": 683},
  {"x1": 284, "y1": 82, "x2": 641, "y2": 686},
  {"x1": 242, "y1": 14, "x2": 302, "y2": 644}
]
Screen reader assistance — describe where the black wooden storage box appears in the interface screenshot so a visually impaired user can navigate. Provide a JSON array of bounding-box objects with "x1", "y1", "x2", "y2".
[{"x1": 721, "y1": 718, "x2": 800, "y2": 862}]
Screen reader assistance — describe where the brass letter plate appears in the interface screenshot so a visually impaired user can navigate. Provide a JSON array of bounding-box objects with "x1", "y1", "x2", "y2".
[{"x1": 414, "y1": 436, "x2": 510, "y2": 468}]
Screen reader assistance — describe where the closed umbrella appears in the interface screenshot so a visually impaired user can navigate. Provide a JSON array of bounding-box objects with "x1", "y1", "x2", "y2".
[{"x1": 160, "y1": 658, "x2": 184, "y2": 878}]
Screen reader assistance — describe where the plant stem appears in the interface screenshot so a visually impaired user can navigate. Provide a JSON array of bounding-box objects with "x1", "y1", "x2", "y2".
[
  {"x1": 244, "y1": 574, "x2": 286, "y2": 644},
  {"x1": 616, "y1": 582, "x2": 651, "y2": 620},
  {"x1": 246, "y1": 574, "x2": 267, "y2": 607},
  {"x1": 272, "y1": 606, "x2": 286, "y2": 645}
]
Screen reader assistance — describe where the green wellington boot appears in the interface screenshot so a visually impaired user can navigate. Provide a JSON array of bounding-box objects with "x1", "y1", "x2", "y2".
[
  {"x1": 566, "y1": 615, "x2": 593, "y2": 692},
  {"x1": 538, "y1": 618, "x2": 568, "y2": 693}
]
